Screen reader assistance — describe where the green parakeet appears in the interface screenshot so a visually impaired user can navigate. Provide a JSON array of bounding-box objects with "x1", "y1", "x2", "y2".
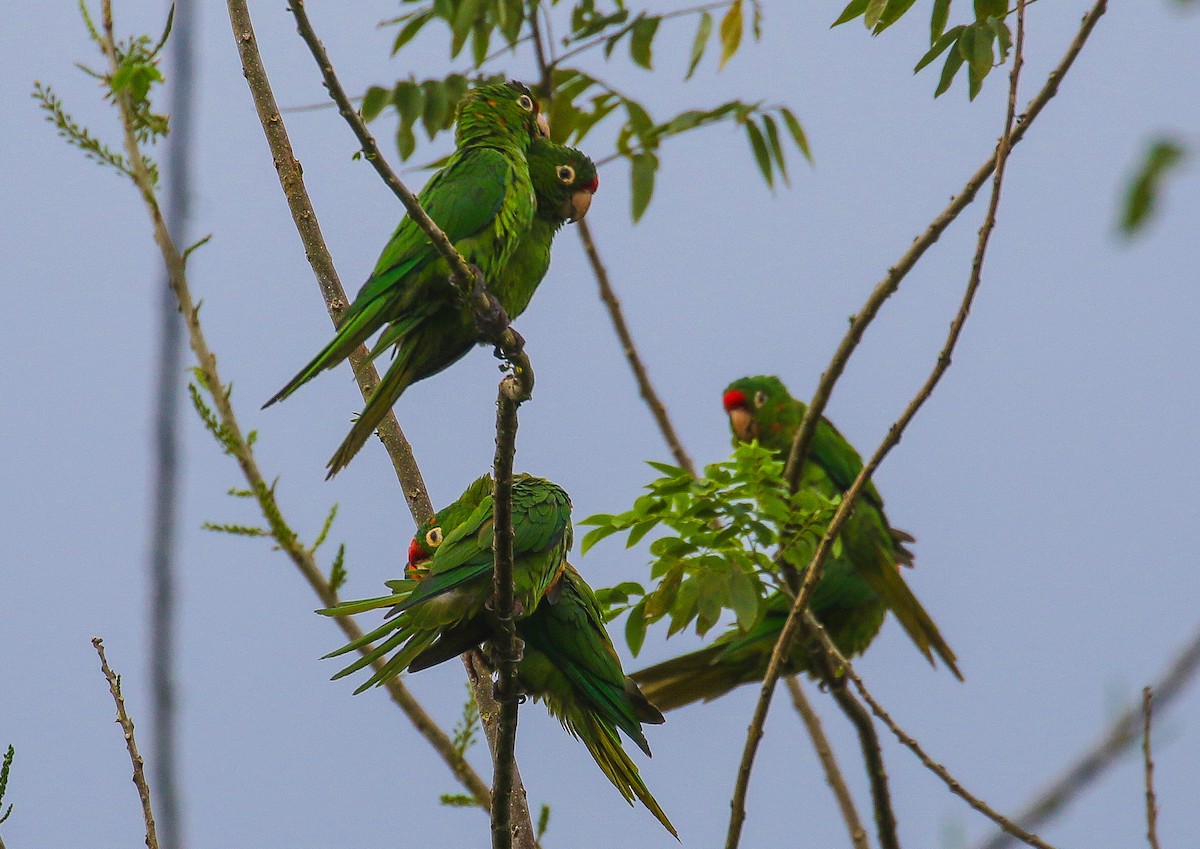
[
  {"x1": 515, "y1": 563, "x2": 676, "y2": 838},
  {"x1": 319, "y1": 474, "x2": 571, "y2": 692},
  {"x1": 631, "y1": 375, "x2": 960, "y2": 711},
  {"x1": 263, "y1": 81, "x2": 548, "y2": 478}
]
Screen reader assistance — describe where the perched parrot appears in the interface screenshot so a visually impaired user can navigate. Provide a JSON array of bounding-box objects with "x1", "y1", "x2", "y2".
[
  {"x1": 263, "y1": 80, "x2": 548, "y2": 478},
  {"x1": 514, "y1": 563, "x2": 676, "y2": 838},
  {"x1": 319, "y1": 474, "x2": 571, "y2": 692},
  {"x1": 631, "y1": 375, "x2": 960, "y2": 711}
]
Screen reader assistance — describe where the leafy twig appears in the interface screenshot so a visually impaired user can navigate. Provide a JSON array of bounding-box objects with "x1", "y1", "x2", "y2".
[
  {"x1": 92, "y1": 636, "x2": 159, "y2": 849},
  {"x1": 1143, "y1": 687, "x2": 1161, "y2": 849},
  {"x1": 785, "y1": 677, "x2": 869, "y2": 849}
]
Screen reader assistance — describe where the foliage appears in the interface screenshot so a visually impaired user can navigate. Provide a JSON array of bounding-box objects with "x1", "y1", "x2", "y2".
[
  {"x1": 438, "y1": 687, "x2": 483, "y2": 807},
  {"x1": 0, "y1": 744, "x2": 13, "y2": 827},
  {"x1": 1120, "y1": 136, "x2": 1189, "y2": 236},
  {"x1": 583, "y1": 443, "x2": 841, "y2": 655}
]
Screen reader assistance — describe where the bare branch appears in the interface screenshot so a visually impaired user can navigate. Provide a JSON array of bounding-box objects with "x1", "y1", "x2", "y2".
[
  {"x1": 977, "y1": 622, "x2": 1200, "y2": 849},
  {"x1": 785, "y1": 677, "x2": 870, "y2": 849},
  {"x1": 92, "y1": 636, "x2": 159, "y2": 849},
  {"x1": 1142, "y1": 688, "x2": 1162, "y2": 849}
]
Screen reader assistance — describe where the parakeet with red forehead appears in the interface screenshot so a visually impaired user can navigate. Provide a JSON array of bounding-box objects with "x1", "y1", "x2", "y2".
[
  {"x1": 319, "y1": 474, "x2": 571, "y2": 692},
  {"x1": 263, "y1": 81, "x2": 552, "y2": 478},
  {"x1": 631, "y1": 375, "x2": 959, "y2": 710}
]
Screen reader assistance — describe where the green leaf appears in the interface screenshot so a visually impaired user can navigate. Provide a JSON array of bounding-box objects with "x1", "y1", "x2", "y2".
[
  {"x1": 498, "y1": 0, "x2": 524, "y2": 44},
  {"x1": 421, "y1": 80, "x2": 449, "y2": 139},
  {"x1": 962, "y1": 24, "x2": 993, "y2": 100},
  {"x1": 990, "y1": 18, "x2": 1012, "y2": 64},
  {"x1": 930, "y1": 0, "x2": 951, "y2": 42},
  {"x1": 1120, "y1": 138, "x2": 1188, "y2": 235},
  {"x1": 728, "y1": 568, "x2": 760, "y2": 631},
  {"x1": 644, "y1": 564, "x2": 683, "y2": 619},
  {"x1": 686, "y1": 12, "x2": 713, "y2": 80},
  {"x1": 471, "y1": 19, "x2": 491, "y2": 69},
  {"x1": 745, "y1": 119, "x2": 773, "y2": 188},
  {"x1": 392, "y1": 9, "x2": 434, "y2": 55},
  {"x1": 780, "y1": 108, "x2": 812, "y2": 162},
  {"x1": 625, "y1": 601, "x2": 648, "y2": 656},
  {"x1": 449, "y1": 0, "x2": 478, "y2": 58},
  {"x1": 935, "y1": 36, "x2": 965, "y2": 96},
  {"x1": 832, "y1": 0, "x2": 868, "y2": 26},
  {"x1": 392, "y1": 80, "x2": 423, "y2": 126},
  {"x1": 396, "y1": 122, "x2": 417, "y2": 160},
  {"x1": 629, "y1": 15, "x2": 660, "y2": 70},
  {"x1": 915, "y1": 25, "x2": 963, "y2": 73},
  {"x1": 361, "y1": 85, "x2": 390, "y2": 123},
  {"x1": 581, "y1": 522, "x2": 622, "y2": 554},
  {"x1": 718, "y1": 0, "x2": 743, "y2": 70},
  {"x1": 762, "y1": 113, "x2": 789, "y2": 186},
  {"x1": 874, "y1": 0, "x2": 919, "y2": 34},
  {"x1": 863, "y1": 0, "x2": 888, "y2": 29},
  {"x1": 973, "y1": 0, "x2": 1006, "y2": 20},
  {"x1": 630, "y1": 151, "x2": 658, "y2": 222}
]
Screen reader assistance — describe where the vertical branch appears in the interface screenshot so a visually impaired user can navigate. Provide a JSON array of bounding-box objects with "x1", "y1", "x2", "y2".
[
  {"x1": 148, "y1": 2, "x2": 194, "y2": 845},
  {"x1": 1142, "y1": 688, "x2": 1161, "y2": 849},
  {"x1": 785, "y1": 677, "x2": 870, "y2": 849},
  {"x1": 93, "y1": 636, "x2": 160, "y2": 849}
]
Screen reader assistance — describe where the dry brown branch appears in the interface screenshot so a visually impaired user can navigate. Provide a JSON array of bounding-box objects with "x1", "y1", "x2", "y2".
[
  {"x1": 786, "y1": 676, "x2": 870, "y2": 849},
  {"x1": 1142, "y1": 688, "x2": 1162, "y2": 849},
  {"x1": 91, "y1": 636, "x2": 159, "y2": 849},
  {"x1": 978, "y1": 623, "x2": 1200, "y2": 849}
]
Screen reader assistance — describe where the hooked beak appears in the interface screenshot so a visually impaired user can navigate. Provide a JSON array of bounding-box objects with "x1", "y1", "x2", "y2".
[
  {"x1": 535, "y1": 112, "x2": 551, "y2": 139},
  {"x1": 727, "y1": 406, "x2": 759, "y2": 442},
  {"x1": 564, "y1": 188, "x2": 593, "y2": 222}
]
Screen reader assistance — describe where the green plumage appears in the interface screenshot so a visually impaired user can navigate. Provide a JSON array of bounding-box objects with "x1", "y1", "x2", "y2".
[
  {"x1": 516, "y1": 564, "x2": 676, "y2": 838},
  {"x1": 632, "y1": 375, "x2": 960, "y2": 711},
  {"x1": 263, "y1": 81, "x2": 544, "y2": 477},
  {"x1": 318, "y1": 474, "x2": 571, "y2": 693}
]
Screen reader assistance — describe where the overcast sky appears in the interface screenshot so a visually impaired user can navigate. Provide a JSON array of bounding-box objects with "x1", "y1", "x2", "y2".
[{"x1": 3, "y1": 2, "x2": 1199, "y2": 848}]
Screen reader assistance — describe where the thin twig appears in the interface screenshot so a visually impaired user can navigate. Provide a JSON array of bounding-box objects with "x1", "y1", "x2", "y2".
[
  {"x1": 576, "y1": 220, "x2": 698, "y2": 476},
  {"x1": 725, "y1": 2, "x2": 1080, "y2": 845},
  {"x1": 977, "y1": 622, "x2": 1200, "y2": 849},
  {"x1": 100, "y1": 4, "x2": 493, "y2": 809},
  {"x1": 551, "y1": 0, "x2": 733, "y2": 67},
  {"x1": 1142, "y1": 688, "x2": 1161, "y2": 849},
  {"x1": 92, "y1": 636, "x2": 160, "y2": 849},
  {"x1": 785, "y1": 676, "x2": 870, "y2": 849},
  {"x1": 802, "y1": 611, "x2": 1055, "y2": 849}
]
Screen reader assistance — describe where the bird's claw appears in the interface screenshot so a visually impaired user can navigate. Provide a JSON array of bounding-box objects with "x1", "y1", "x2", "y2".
[{"x1": 467, "y1": 264, "x2": 512, "y2": 342}]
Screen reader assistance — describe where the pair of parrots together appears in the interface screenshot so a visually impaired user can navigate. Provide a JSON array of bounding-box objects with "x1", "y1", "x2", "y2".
[
  {"x1": 263, "y1": 81, "x2": 599, "y2": 477},
  {"x1": 325, "y1": 374, "x2": 960, "y2": 837}
]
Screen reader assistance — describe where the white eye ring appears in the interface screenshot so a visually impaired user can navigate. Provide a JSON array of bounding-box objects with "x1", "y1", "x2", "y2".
[
  {"x1": 754, "y1": 390, "x2": 767, "y2": 408},
  {"x1": 556, "y1": 165, "x2": 575, "y2": 183},
  {"x1": 425, "y1": 527, "x2": 444, "y2": 548},
  {"x1": 517, "y1": 94, "x2": 535, "y2": 112}
]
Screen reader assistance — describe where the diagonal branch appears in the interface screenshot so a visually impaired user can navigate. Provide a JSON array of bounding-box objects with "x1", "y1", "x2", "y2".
[
  {"x1": 92, "y1": 636, "x2": 160, "y2": 849},
  {"x1": 1142, "y1": 688, "x2": 1161, "y2": 849},
  {"x1": 785, "y1": 676, "x2": 870, "y2": 849},
  {"x1": 977, "y1": 620, "x2": 1200, "y2": 849}
]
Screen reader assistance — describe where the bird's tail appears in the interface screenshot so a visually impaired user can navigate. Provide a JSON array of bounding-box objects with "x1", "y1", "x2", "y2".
[
  {"x1": 629, "y1": 644, "x2": 759, "y2": 713},
  {"x1": 318, "y1": 602, "x2": 436, "y2": 694},
  {"x1": 262, "y1": 300, "x2": 387, "y2": 408},
  {"x1": 865, "y1": 545, "x2": 963, "y2": 680},
  {"x1": 573, "y1": 711, "x2": 678, "y2": 840},
  {"x1": 324, "y1": 343, "x2": 422, "y2": 478}
]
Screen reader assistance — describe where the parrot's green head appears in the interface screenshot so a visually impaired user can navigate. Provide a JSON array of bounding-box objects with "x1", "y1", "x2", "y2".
[
  {"x1": 455, "y1": 80, "x2": 548, "y2": 151},
  {"x1": 528, "y1": 139, "x2": 599, "y2": 224},
  {"x1": 406, "y1": 475, "x2": 494, "y2": 578},
  {"x1": 722, "y1": 375, "x2": 799, "y2": 453}
]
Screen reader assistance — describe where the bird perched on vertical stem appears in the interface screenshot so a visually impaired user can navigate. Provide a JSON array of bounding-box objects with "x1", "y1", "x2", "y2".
[
  {"x1": 262, "y1": 81, "x2": 551, "y2": 477},
  {"x1": 318, "y1": 474, "x2": 571, "y2": 691},
  {"x1": 631, "y1": 375, "x2": 960, "y2": 711}
]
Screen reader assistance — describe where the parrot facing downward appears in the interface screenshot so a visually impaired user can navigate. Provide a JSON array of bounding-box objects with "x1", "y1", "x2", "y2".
[
  {"x1": 320, "y1": 474, "x2": 571, "y2": 692},
  {"x1": 263, "y1": 81, "x2": 547, "y2": 478},
  {"x1": 631, "y1": 375, "x2": 960, "y2": 711}
]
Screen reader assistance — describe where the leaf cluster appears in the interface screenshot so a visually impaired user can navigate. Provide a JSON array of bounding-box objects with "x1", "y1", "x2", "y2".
[
  {"x1": 0, "y1": 744, "x2": 13, "y2": 827},
  {"x1": 835, "y1": 0, "x2": 1017, "y2": 100},
  {"x1": 583, "y1": 443, "x2": 840, "y2": 655},
  {"x1": 363, "y1": 0, "x2": 807, "y2": 220},
  {"x1": 438, "y1": 685, "x2": 483, "y2": 806}
]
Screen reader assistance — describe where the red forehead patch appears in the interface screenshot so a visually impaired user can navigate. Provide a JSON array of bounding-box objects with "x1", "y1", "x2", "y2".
[
  {"x1": 407, "y1": 537, "x2": 423, "y2": 567},
  {"x1": 723, "y1": 389, "x2": 747, "y2": 412},
  {"x1": 588, "y1": 175, "x2": 600, "y2": 193}
]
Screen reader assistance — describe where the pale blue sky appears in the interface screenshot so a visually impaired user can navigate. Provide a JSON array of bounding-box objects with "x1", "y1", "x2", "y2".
[{"x1": 2, "y1": 2, "x2": 1198, "y2": 847}]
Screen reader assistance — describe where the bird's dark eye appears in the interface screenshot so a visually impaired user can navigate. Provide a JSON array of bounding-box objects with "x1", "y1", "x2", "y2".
[
  {"x1": 425, "y1": 527, "x2": 444, "y2": 548},
  {"x1": 517, "y1": 94, "x2": 535, "y2": 112},
  {"x1": 754, "y1": 390, "x2": 767, "y2": 408},
  {"x1": 556, "y1": 165, "x2": 575, "y2": 183}
]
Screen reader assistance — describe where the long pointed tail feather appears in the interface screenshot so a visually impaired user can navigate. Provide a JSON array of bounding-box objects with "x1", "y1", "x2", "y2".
[
  {"x1": 630, "y1": 645, "x2": 757, "y2": 713},
  {"x1": 325, "y1": 344, "x2": 420, "y2": 478}
]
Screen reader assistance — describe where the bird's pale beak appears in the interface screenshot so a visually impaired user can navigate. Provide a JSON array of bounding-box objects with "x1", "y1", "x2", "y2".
[
  {"x1": 535, "y1": 112, "x2": 551, "y2": 139},
  {"x1": 566, "y1": 188, "x2": 594, "y2": 222},
  {"x1": 727, "y1": 407, "x2": 759, "y2": 442}
]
